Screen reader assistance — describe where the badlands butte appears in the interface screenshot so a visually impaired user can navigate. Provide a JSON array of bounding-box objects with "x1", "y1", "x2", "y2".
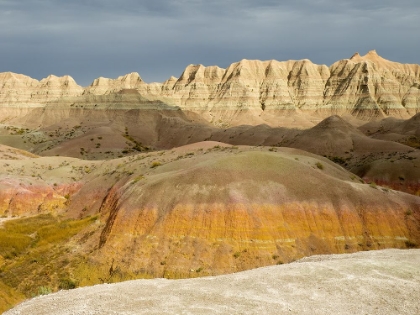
[{"x1": 0, "y1": 51, "x2": 420, "y2": 312}]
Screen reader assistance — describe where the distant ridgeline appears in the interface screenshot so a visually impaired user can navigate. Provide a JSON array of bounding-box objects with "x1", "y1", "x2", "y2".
[{"x1": 0, "y1": 50, "x2": 419, "y2": 124}]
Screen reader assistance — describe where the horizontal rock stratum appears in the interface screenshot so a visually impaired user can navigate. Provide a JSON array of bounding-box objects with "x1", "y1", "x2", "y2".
[{"x1": 1, "y1": 50, "x2": 419, "y2": 124}]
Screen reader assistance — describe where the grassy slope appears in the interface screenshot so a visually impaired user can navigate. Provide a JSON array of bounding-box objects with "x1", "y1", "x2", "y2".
[{"x1": 0, "y1": 214, "x2": 96, "y2": 313}]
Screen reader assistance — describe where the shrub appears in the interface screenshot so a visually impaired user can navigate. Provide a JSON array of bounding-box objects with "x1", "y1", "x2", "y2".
[
  {"x1": 37, "y1": 286, "x2": 52, "y2": 296},
  {"x1": 405, "y1": 209, "x2": 413, "y2": 216},
  {"x1": 59, "y1": 278, "x2": 78, "y2": 290},
  {"x1": 405, "y1": 240, "x2": 417, "y2": 248},
  {"x1": 150, "y1": 161, "x2": 161, "y2": 168},
  {"x1": 315, "y1": 162, "x2": 324, "y2": 170}
]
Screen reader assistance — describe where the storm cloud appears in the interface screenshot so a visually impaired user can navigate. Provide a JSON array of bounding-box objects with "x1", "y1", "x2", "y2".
[{"x1": 1, "y1": 0, "x2": 419, "y2": 86}]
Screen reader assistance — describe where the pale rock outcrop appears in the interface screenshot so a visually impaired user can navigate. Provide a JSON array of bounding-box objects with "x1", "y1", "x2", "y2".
[
  {"x1": 324, "y1": 50, "x2": 420, "y2": 118},
  {"x1": 84, "y1": 72, "x2": 145, "y2": 95},
  {"x1": 0, "y1": 51, "x2": 419, "y2": 122},
  {"x1": 0, "y1": 72, "x2": 83, "y2": 107}
]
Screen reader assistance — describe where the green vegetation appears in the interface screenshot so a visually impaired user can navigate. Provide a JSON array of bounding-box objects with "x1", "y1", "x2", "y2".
[
  {"x1": 0, "y1": 214, "x2": 96, "y2": 312},
  {"x1": 150, "y1": 161, "x2": 161, "y2": 168},
  {"x1": 122, "y1": 127, "x2": 149, "y2": 153},
  {"x1": 400, "y1": 136, "x2": 420, "y2": 149},
  {"x1": 37, "y1": 286, "x2": 52, "y2": 296},
  {"x1": 315, "y1": 162, "x2": 324, "y2": 170}
]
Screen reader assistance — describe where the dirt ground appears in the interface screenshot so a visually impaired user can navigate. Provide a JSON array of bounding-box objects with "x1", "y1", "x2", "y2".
[{"x1": 5, "y1": 249, "x2": 420, "y2": 315}]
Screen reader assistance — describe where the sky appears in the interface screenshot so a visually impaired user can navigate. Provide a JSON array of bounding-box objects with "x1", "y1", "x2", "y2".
[{"x1": 1, "y1": 0, "x2": 419, "y2": 86}]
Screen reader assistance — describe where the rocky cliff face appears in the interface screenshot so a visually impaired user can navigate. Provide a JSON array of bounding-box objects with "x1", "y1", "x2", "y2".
[
  {"x1": 1, "y1": 51, "x2": 419, "y2": 123},
  {"x1": 0, "y1": 73, "x2": 83, "y2": 107}
]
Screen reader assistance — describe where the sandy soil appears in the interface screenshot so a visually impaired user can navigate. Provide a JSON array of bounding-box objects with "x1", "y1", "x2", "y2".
[{"x1": 5, "y1": 249, "x2": 420, "y2": 315}]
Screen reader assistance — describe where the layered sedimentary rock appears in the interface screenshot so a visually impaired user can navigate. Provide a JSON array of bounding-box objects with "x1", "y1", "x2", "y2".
[
  {"x1": 0, "y1": 178, "x2": 66, "y2": 217},
  {"x1": 0, "y1": 51, "x2": 419, "y2": 123},
  {"x1": 324, "y1": 51, "x2": 420, "y2": 118},
  {"x1": 70, "y1": 147, "x2": 420, "y2": 279},
  {"x1": 0, "y1": 73, "x2": 83, "y2": 107},
  {"x1": 0, "y1": 142, "x2": 419, "y2": 304}
]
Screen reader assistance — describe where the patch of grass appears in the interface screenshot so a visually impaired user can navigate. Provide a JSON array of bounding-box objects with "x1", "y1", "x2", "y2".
[
  {"x1": 0, "y1": 281, "x2": 25, "y2": 314},
  {"x1": 37, "y1": 286, "x2": 52, "y2": 296},
  {"x1": 315, "y1": 162, "x2": 324, "y2": 170},
  {"x1": 132, "y1": 175, "x2": 144, "y2": 184},
  {"x1": 0, "y1": 214, "x2": 96, "y2": 304},
  {"x1": 58, "y1": 278, "x2": 78, "y2": 290},
  {"x1": 150, "y1": 161, "x2": 161, "y2": 168},
  {"x1": 369, "y1": 182, "x2": 377, "y2": 189}
]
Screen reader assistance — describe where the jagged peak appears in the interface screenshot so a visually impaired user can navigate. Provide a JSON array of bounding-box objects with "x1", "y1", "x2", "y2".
[
  {"x1": 350, "y1": 52, "x2": 360, "y2": 60},
  {"x1": 0, "y1": 72, "x2": 24, "y2": 81},
  {"x1": 178, "y1": 64, "x2": 220, "y2": 83},
  {"x1": 90, "y1": 76, "x2": 109, "y2": 86},
  {"x1": 40, "y1": 75, "x2": 65, "y2": 85},
  {"x1": 41, "y1": 74, "x2": 77, "y2": 82},
  {"x1": 180, "y1": 64, "x2": 204, "y2": 76},
  {"x1": 349, "y1": 50, "x2": 391, "y2": 65},
  {"x1": 118, "y1": 72, "x2": 143, "y2": 82},
  {"x1": 184, "y1": 64, "x2": 205, "y2": 71},
  {"x1": 366, "y1": 49, "x2": 378, "y2": 56},
  {"x1": 163, "y1": 76, "x2": 178, "y2": 86}
]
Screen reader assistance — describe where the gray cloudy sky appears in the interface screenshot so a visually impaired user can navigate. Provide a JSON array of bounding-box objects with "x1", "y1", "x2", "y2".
[{"x1": 1, "y1": 0, "x2": 419, "y2": 86}]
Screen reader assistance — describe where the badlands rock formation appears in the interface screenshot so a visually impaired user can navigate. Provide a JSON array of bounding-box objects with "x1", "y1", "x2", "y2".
[
  {"x1": 72, "y1": 147, "x2": 420, "y2": 281},
  {"x1": 0, "y1": 143, "x2": 419, "y2": 311},
  {"x1": 0, "y1": 51, "x2": 419, "y2": 125}
]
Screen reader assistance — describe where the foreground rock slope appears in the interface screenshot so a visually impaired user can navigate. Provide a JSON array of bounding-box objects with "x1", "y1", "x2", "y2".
[{"x1": 5, "y1": 249, "x2": 420, "y2": 315}]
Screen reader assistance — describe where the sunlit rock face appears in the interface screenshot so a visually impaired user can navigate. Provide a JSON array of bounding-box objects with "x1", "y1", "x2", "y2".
[
  {"x1": 0, "y1": 51, "x2": 419, "y2": 124},
  {"x1": 90, "y1": 150, "x2": 420, "y2": 278}
]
